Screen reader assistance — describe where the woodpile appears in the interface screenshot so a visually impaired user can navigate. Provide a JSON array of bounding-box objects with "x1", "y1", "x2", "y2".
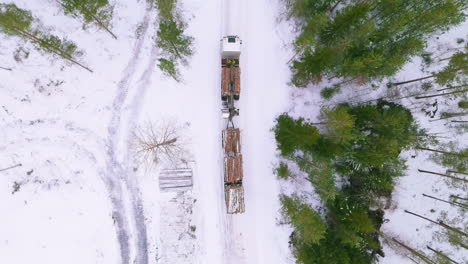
[
  {"x1": 221, "y1": 67, "x2": 230, "y2": 97},
  {"x1": 222, "y1": 128, "x2": 241, "y2": 153},
  {"x1": 159, "y1": 168, "x2": 193, "y2": 192},
  {"x1": 225, "y1": 184, "x2": 245, "y2": 214},
  {"x1": 224, "y1": 155, "x2": 243, "y2": 183},
  {"x1": 221, "y1": 66, "x2": 241, "y2": 97}
]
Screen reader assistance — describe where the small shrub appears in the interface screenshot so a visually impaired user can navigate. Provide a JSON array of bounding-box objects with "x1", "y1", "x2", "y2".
[
  {"x1": 421, "y1": 81, "x2": 433, "y2": 91},
  {"x1": 458, "y1": 100, "x2": 468, "y2": 109},
  {"x1": 276, "y1": 162, "x2": 290, "y2": 179},
  {"x1": 320, "y1": 86, "x2": 340, "y2": 100},
  {"x1": 421, "y1": 52, "x2": 433, "y2": 66},
  {"x1": 456, "y1": 38, "x2": 464, "y2": 44}
]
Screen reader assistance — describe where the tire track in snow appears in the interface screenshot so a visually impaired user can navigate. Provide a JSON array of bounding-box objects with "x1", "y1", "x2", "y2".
[
  {"x1": 121, "y1": 40, "x2": 159, "y2": 264},
  {"x1": 104, "y1": 4, "x2": 154, "y2": 264}
]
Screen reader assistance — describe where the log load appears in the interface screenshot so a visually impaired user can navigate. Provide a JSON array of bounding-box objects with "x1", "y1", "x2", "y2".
[
  {"x1": 225, "y1": 184, "x2": 245, "y2": 214},
  {"x1": 224, "y1": 155, "x2": 243, "y2": 183},
  {"x1": 221, "y1": 66, "x2": 241, "y2": 97},
  {"x1": 222, "y1": 128, "x2": 241, "y2": 154}
]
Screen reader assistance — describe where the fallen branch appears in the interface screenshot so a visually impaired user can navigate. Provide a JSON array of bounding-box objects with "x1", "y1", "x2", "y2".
[
  {"x1": 0, "y1": 163, "x2": 22, "y2": 172},
  {"x1": 418, "y1": 169, "x2": 468, "y2": 183}
]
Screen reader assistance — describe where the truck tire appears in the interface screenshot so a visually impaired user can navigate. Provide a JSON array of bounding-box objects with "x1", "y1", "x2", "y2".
[{"x1": 234, "y1": 95, "x2": 240, "y2": 100}]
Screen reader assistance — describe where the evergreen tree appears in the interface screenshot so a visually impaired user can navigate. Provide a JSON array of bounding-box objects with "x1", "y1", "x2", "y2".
[
  {"x1": 274, "y1": 114, "x2": 321, "y2": 156},
  {"x1": 425, "y1": 142, "x2": 468, "y2": 172},
  {"x1": 154, "y1": 1, "x2": 193, "y2": 81},
  {"x1": 288, "y1": 0, "x2": 467, "y2": 86},
  {"x1": 280, "y1": 194, "x2": 327, "y2": 245},
  {"x1": 59, "y1": 0, "x2": 116, "y2": 38},
  {"x1": 0, "y1": 4, "x2": 90, "y2": 72},
  {"x1": 312, "y1": 105, "x2": 357, "y2": 146},
  {"x1": 345, "y1": 100, "x2": 422, "y2": 168},
  {"x1": 157, "y1": 19, "x2": 193, "y2": 63}
]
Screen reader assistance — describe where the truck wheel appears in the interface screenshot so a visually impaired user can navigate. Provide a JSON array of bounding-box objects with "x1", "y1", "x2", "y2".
[
  {"x1": 234, "y1": 95, "x2": 240, "y2": 100},
  {"x1": 222, "y1": 95, "x2": 227, "y2": 101}
]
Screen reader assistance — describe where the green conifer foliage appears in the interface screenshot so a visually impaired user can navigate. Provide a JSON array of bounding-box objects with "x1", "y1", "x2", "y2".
[
  {"x1": 274, "y1": 114, "x2": 320, "y2": 156},
  {"x1": 154, "y1": 0, "x2": 193, "y2": 81},
  {"x1": 280, "y1": 194, "x2": 327, "y2": 245},
  {"x1": 59, "y1": 0, "x2": 115, "y2": 38},
  {"x1": 0, "y1": 4, "x2": 89, "y2": 71},
  {"x1": 287, "y1": 0, "x2": 467, "y2": 86}
]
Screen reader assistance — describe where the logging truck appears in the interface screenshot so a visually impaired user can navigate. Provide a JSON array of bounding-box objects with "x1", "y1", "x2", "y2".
[{"x1": 221, "y1": 36, "x2": 245, "y2": 214}]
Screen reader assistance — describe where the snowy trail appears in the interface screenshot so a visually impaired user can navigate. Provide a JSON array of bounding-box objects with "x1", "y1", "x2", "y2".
[
  {"x1": 103, "y1": 4, "x2": 156, "y2": 264},
  {"x1": 218, "y1": 0, "x2": 293, "y2": 263}
]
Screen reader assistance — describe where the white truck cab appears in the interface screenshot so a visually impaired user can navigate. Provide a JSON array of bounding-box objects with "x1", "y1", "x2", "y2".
[{"x1": 221, "y1": 36, "x2": 242, "y2": 58}]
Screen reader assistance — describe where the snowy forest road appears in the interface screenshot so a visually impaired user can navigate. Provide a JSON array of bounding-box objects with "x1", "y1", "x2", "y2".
[
  {"x1": 103, "y1": 3, "x2": 157, "y2": 264},
  {"x1": 218, "y1": 0, "x2": 293, "y2": 263}
]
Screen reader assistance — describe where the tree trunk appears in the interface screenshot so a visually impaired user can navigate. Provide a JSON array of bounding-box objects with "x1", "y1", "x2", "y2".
[
  {"x1": 404, "y1": 210, "x2": 468, "y2": 237},
  {"x1": 418, "y1": 169, "x2": 468, "y2": 183},
  {"x1": 416, "y1": 148, "x2": 468, "y2": 157},
  {"x1": 415, "y1": 89, "x2": 468, "y2": 99},
  {"x1": 447, "y1": 170, "x2": 468, "y2": 176},
  {"x1": 450, "y1": 195, "x2": 468, "y2": 201},
  {"x1": 309, "y1": 122, "x2": 328, "y2": 125},
  {"x1": 430, "y1": 112, "x2": 468, "y2": 122},
  {"x1": 422, "y1": 193, "x2": 467, "y2": 209},
  {"x1": 0, "y1": 163, "x2": 22, "y2": 172},
  {"x1": 451, "y1": 120, "x2": 468, "y2": 123},
  {"x1": 391, "y1": 74, "x2": 437, "y2": 86},
  {"x1": 383, "y1": 234, "x2": 435, "y2": 264},
  {"x1": 437, "y1": 84, "x2": 468, "y2": 92},
  {"x1": 0, "y1": 66, "x2": 12, "y2": 71},
  {"x1": 9, "y1": 25, "x2": 93, "y2": 72},
  {"x1": 392, "y1": 66, "x2": 468, "y2": 87},
  {"x1": 426, "y1": 246, "x2": 459, "y2": 264}
]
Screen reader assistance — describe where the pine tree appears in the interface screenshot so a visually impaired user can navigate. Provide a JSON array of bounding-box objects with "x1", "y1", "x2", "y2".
[
  {"x1": 280, "y1": 194, "x2": 326, "y2": 245},
  {"x1": 288, "y1": 0, "x2": 467, "y2": 87},
  {"x1": 157, "y1": 19, "x2": 193, "y2": 63},
  {"x1": 154, "y1": 0, "x2": 193, "y2": 81},
  {"x1": 274, "y1": 114, "x2": 321, "y2": 156},
  {"x1": 59, "y1": 0, "x2": 116, "y2": 39},
  {"x1": 0, "y1": 3, "x2": 91, "y2": 72},
  {"x1": 312, "y1": 105, "x2": 357, "y2": 145}
]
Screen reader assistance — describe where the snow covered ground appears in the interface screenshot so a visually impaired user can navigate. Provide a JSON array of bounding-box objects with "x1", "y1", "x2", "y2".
[
  {"x1": 2, "y1": 0, "x2": 464, "y2": 263},
  {"x1": 1, "y1": 0, "x2": 293, "y2": 263}
]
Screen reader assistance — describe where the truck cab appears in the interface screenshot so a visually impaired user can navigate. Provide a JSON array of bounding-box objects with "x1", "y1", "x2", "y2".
[{"x1": 221, "y1": 36, "x2": 242, "y2": 58}]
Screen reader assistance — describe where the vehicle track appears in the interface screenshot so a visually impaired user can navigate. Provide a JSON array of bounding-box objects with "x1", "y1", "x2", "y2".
[{"x1": 103, "y1": 2, "x2": 158, "y2": 263}]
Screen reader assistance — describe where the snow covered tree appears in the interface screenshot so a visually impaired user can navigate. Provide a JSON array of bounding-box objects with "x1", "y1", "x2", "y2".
[
  {"x1": 287, "y1": 0, "x2": 467, "y2": 86},
  {"x1": 423, "y1": 142, "x2": 468, "y2": 172},
  {"x1": 279, "y1": 194, "x2": 326, "y2": 245},
  {"x1": 58, "y1": 0, "x2": 116, "y2": 39},
  {"x1": 392, "y1": 46, "x2": 468, "y2": 88},
  {"x1": 0, "y1": 3, "x2": 90, "y2": 72},
  {"x1": 157, "y1": 19, "x2": 193, "y2": 63},
  {"x1": 154, "y1": 0, "x2": 193, "y2": 81}
]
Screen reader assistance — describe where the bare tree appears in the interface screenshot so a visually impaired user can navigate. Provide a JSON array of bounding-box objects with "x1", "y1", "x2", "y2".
[{"x1": 133, "y1": 120, "x2": 191, "y2": 165}]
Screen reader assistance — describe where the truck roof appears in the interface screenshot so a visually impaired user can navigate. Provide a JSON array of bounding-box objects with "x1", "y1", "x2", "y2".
[{"x1": 221, "y1": 36, "x2": 241, "y2": 58}]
